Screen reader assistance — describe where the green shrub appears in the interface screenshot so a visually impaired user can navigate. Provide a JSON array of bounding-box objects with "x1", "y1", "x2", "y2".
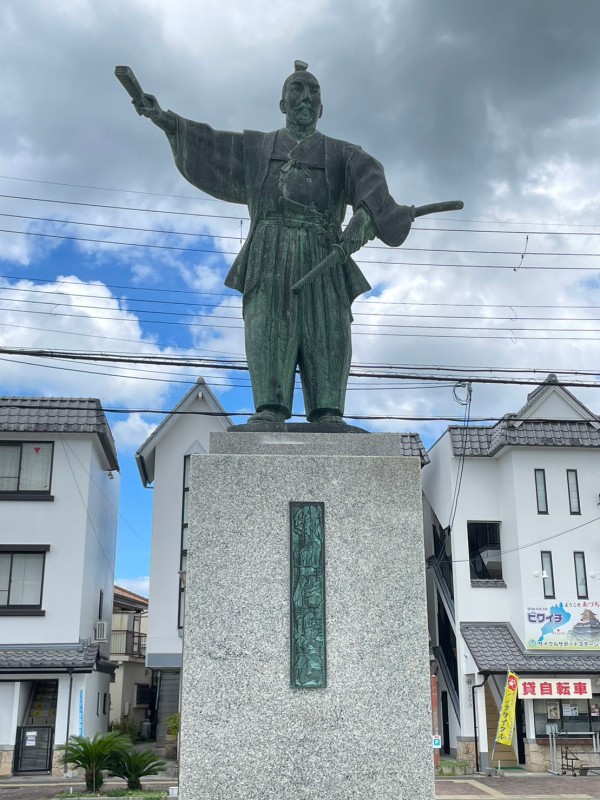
[
  {"x1": 108, "y1": 748, "x2": 166, "y2": 791},
  {"x1": 165, "y1": 712, "x2": 179, "y2": 736},
  {"x1": 58, "y1": 731, "x2": 130, "y2": 792},
  {"x1": 110, "y1": 716, "x2": 140, "y2": 743}
]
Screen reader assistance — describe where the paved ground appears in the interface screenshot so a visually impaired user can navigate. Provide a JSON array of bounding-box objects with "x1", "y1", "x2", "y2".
[
  {"x1": 437, "y1": 774, "x2": 600, "y2": 800},
  {"x1": 1, "y1": 774, "x2": 600, "y2": 799}
]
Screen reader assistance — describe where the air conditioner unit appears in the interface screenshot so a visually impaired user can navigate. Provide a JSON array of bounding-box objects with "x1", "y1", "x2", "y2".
[{"x1": 95, "y1": 620, "x2": 108, "y2": 641}]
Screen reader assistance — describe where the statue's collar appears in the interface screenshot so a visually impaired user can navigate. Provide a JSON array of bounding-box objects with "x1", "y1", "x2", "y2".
[{"x1": 279, "y1": 128, "x2": 321, "y2": 148}]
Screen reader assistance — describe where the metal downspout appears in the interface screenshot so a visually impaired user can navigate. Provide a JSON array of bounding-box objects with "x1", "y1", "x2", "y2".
[
  {"x1": 63, "y1": 669, "x2": 74, "y2": 774},
  {"x1": 472, "y1": 674, "x2": 489, "y2": 773}
]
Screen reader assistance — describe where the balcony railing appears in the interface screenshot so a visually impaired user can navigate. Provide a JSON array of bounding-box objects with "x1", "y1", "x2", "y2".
[{"x1": 110, "y1": 629, "x2": 147, "y2": 658}]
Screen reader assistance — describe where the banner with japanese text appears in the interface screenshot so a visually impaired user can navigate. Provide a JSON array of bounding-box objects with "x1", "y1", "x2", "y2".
[
  {"x1": 517, "y1": 678, "x2": 592, "y2": 699},
  {"x1": 496, "y1": 671, "x2": 519, "y2": 747},
  {"x1": 525, "y1": 600, "x2": 600, "y2": 650}
]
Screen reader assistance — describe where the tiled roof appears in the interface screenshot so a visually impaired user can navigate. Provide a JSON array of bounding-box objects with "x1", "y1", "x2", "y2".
[
  {"x1": 461, "y1": 623, "x2": 600, "y2": 673},
  {"x1": 0, "y1": 397, "x2": 118, "y2": 470},
  {"x1": 447, "y1": 374, "x2": 600, "y2": 457},
  {"x1": 0, "y1": 644, "x2": 100, "y2": 673},
  {"x1": 449, "y1": 420, "x2": 600, "y2": 457},
  {"x1": 114, "y1": 585, "x2": 148, "y2": 610},
  {"x1": 397, "y1": 434, "x2": 429, "y2": 465}
]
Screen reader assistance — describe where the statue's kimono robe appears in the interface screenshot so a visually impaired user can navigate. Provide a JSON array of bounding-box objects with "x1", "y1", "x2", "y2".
[{"x1": 167, "y1": 117, "x2": 411, "y2": 419}]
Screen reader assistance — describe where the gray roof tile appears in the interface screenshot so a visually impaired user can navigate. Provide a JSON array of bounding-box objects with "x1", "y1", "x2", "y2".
[
  {"x1": 450, "y1": 421, "x2": 600, "y2": 457},
  {"x1": 0, "y1": 644, "x2": 100, "y2": 673},
  {"x1": 461, "y1": 623, "x2": 600, "y2": 673},
  {"x1": 0, "y1": 398, "x2": 118, "y2": 470}
]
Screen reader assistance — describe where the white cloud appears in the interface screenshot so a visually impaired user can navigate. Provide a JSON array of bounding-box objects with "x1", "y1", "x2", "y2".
[
  {"x1": 112, "y1": 413, "x2": 157, "y2": 452},
  {"x1": 115, "y1": 576, "x2": 150, "y2": 598}
]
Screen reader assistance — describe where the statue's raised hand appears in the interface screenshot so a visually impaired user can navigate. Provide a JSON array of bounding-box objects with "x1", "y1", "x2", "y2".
[
  {"x1": 133, "y1": 92, "x2": 161, "y2": 120},
  {"x1": 115, "y1": 65, "x2": 175, "y2": 134}
]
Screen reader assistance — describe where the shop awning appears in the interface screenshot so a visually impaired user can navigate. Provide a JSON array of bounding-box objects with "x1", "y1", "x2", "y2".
[{"x1": 461, "y1": 622, "x2": 600, "y2": 674}]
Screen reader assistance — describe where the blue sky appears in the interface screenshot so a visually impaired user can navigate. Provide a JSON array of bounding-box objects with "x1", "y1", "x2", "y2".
[{"x1": 3, "y1": 0, "x2": 600, "y2": 596}]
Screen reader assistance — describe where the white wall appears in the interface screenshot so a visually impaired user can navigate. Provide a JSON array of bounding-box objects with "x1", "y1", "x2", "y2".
[
  {"x1": 146, "y1": 395, "x2": 227, "y2": 666},
  {"x1": 2, "y1": 436, "x2": 87, "y2": 643},
  {"x1": 0, "y1": 683, "x2": 18, "y2": 747}
]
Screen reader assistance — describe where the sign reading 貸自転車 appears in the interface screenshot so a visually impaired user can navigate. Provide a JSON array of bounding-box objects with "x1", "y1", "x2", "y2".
[
  {"x1": 517, "y1": 678, "x2": 592, "y2": 699},
  {"x1": 525, "y1": 600, "x2": 600, "y2": 650}
]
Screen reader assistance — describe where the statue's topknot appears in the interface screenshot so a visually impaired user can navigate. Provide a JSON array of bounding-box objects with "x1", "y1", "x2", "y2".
[{"x1": 294, "y1": 60, "x2": 309, "y2": 72}]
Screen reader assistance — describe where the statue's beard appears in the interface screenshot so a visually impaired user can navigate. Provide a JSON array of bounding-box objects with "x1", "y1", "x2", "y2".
[{"x1": 288, "y1": 107, "x2": 317, "y2": 133}]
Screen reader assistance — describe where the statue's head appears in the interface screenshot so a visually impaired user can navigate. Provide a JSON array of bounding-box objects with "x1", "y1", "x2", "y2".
[{"x1": 280, "y1": 60, "x2": 322, "y2": 135}]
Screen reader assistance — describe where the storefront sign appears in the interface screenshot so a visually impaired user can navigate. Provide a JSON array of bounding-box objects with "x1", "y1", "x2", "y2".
[
  {"x1": 518, "y1": 678, "x2": 592, "y2": 699},
  {"x1": 496, "y1": 671, "x2": 519, "y2": 746},
  {"x1": 525, "y1": 600, "x2": 600, "y2": 650}
]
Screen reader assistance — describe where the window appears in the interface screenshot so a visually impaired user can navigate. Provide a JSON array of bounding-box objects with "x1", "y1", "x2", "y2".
[
  {"x1": 574, "y1": 552, "x2": 588, "y2": 599},
  {"x1": 178, "y1": 456, "x2": 189, "y2": 630},
  {"x1": 135, "y1": 684, "x2": 152, "y2": 706},
  {"x1": 467, "y1": 522, "x2": 502, "y2": 580},
  {"x1": 567, "y1": 470, "x2": 581, "y2": 514},
  {"x1": 0, "y1": 442, "x2": 53, "y2": 495},
  {"x1": 98, "y1": 588, "x2": 104, "y2": 621},
  {"x1": 541, "y1": 551, "x2": 555, "y2": 599},
  {"x1": 533, "y1": 696, "x2": 600, "y2": 737},
  {"x1": 102, "y1": 693, "x2": 108, "y2": 715},
  {"x1": 0, "y1": 546, "x2": 49, "y2": 613},
  {"x1": 535, "y1": 469, "x2": 548, "y2": 514}
]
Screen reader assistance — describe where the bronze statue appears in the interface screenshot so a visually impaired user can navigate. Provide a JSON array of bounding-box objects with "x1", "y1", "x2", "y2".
[{"x1": 116, "y1": 61, "x2": 462, "y2": 430}]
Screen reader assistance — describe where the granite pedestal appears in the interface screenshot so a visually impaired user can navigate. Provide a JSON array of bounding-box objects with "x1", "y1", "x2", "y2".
[{"x1": 180, "y1": 432, "x2": 435, "y2": 800}]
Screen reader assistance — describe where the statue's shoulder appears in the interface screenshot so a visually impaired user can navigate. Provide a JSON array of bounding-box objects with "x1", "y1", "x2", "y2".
[{"x1": 321, "y1": 132, "x2": 363, "y2": 158}]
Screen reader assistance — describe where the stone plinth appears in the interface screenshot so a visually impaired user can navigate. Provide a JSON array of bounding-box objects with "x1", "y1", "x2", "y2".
[{"x1": 180, "y1": 432, "x2": 434, "y2": 800}]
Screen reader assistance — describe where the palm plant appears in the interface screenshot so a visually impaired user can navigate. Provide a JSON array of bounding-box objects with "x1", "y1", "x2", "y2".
[
  {"x1": 58, "y1": 731, "x2": 130, "y2": 792},
  {"x1": 108, "y1": 748, "x2": 166, "y2": 790}
]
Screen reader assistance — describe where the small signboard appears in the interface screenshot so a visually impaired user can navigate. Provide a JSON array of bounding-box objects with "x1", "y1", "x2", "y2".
[{"x1": 432, "y1": 735, "x2": 442, "y2": 749}]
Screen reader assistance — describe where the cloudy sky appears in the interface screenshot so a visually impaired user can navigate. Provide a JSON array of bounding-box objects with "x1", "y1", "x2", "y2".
[{"x1": 2, "y1": 0, "x2": 600, "y2": 595}]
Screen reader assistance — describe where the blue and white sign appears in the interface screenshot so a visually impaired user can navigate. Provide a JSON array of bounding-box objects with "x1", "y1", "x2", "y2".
[
  {"x1": 78, "y1": 690, "x2": 84, "y2": 736},
  {"x1": 433, "y1": 735, "x2": 442, "y2": 749}
]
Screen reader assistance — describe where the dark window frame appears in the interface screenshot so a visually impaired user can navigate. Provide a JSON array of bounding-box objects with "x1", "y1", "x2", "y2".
[
  {"x1": 0, "y1": 546, "x2": 49, "y2": 614},
  {"x1": 178, "y1": 456, "x2": 190, "y2": 630},
  {"x1": 135, "y1": 683, "x2": 152, "y2": 706},
  {"x1": 98, "y1": 588, "x2": 104, "y2": 621},
  {"x1": 574, "y1": 551, "x2": 589, "y2": 599},
  {"x1": 535, "y1": 469, "x2": 548, "y2": 514},
  {"x1": 0, "y1": 441, "x2": 54, "y2": 497},
  {"x1": 540, "y1": 551, "x2": 555, "y2": 599},
  {"x1": 467, "y1": 521, "x2": 503, "y2": 581},
  {"x1": 567, "y1": 470, "x2": 581, "y2": 515}
]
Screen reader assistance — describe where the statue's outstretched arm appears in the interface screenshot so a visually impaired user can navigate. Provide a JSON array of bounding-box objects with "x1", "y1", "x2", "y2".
[{"x1": 115, "y1": 65, "x2": 176, "y2": 135}]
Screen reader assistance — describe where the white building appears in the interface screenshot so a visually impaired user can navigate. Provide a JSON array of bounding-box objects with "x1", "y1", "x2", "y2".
[
  {"x1": 423, "y1": 375, "x2": 600, "y2": 772},
  {"x1": 135, "y1": 378, "x2": 230, "y2": 747},
  {"x1": 0, "y1": 397, "x2": 120, "y2": 775},
  {"x1": 109, "y1": 586, "x2": 151, "y2": 737}
]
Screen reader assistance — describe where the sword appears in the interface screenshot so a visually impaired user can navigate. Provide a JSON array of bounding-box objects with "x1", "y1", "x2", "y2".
[{"x1": 291, "y1": 200, "x2": 464, "y2": 296}]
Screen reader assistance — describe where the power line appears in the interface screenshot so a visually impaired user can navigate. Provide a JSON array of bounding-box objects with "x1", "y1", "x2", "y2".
[
  {"x1": 3, "y1": 271, "x2": 599, "y2": 312},
  {"x1": 5, "y1": 226, "x2": 600, "y2": 271},
  {"x1": 5, "y1": 279, "x2": 600, "y2": 320},
  {"x1": 5, "y1": 187, "x2": 600, "y2": 237},
  {"x1": 4, "y1": 347, "x2": 600, "y2": 389},
  {"x1": 6, "y1": 210, "x2": 600, "y2": 257},
  {"x1": 8, "y1": 296, "x2": 600, "y2": 334}
]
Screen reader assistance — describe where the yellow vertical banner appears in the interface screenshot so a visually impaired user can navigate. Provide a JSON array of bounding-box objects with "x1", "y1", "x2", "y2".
[{"x1": 495, "y1": 671, "x2": 519, "y2": 746}]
